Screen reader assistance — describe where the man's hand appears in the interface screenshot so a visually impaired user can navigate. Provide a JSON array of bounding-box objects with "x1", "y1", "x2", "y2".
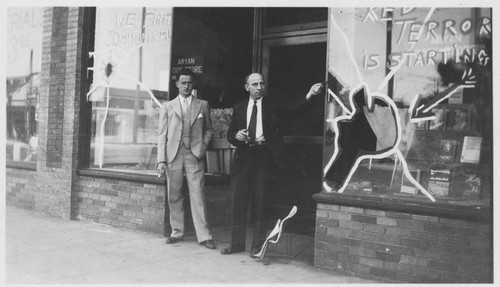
[
  {"x1": 235, "y1": 129, "x2": 250, "y2": 142},
  {"x1": 157, "y1": 162, "x2": 167, "y2": 178},
  {"x1": 306, "y1": 83, "x2": 324, "y2": 101}
]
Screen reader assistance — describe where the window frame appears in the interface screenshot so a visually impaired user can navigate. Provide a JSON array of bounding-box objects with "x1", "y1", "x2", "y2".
[
  {"x1": 79, "y1": 7, "x2": 174, "y2": 175},
  {"x1": 321, "y1": 7, "x2": 492, "y2": 215}
]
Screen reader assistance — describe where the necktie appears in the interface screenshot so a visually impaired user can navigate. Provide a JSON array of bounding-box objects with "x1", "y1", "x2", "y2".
[
  {"x1": 182, "y1": 99, "x2": 188, "y2": 115},
  {"x1": 248, "y1": 100, "x2": 257, "y2": 143},
  {"x1": 182, "y1": 98, "x2": 191, "y2": 147}
]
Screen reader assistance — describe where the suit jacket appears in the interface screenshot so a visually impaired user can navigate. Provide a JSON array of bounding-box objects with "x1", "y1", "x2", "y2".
[
  {"x1": 157, "y1": 96, "x2": 213, "y2": 164},
  {"x1": 227, "y1": 97, "x2": 309, "y2": 174}
]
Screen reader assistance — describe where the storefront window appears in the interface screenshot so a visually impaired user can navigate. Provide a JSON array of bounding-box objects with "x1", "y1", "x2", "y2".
[
  {"x1": 323, "y1": 8, "x2": 492, "y2": 208},
  {"x1": 6, "y1": 7, "x2": 43, "y2": 163},
  {"x1": 87, "y1": 7, "x2": 172, "y2": 172}
]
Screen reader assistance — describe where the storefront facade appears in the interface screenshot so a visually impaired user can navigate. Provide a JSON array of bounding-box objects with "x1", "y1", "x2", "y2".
[{"x1": 6, "y1": 7, "x2": 492, "y2": 283}]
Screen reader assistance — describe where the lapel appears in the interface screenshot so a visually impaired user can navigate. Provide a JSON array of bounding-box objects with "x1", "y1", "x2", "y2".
[
  {"x1": 190, "y1": 98, "x2": 202, "y2": 126},
  {"x1": 261, "y1": 97, "x2": 271, "y2": 133},
  {"x1": 172, "y1": 96, "x2": 182, "y2": 119},
  {"x1": 239, "y1": 101, "x2": 248, "y2": 128}
]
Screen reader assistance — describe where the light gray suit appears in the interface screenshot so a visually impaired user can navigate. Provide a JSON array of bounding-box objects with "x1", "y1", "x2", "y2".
[{"x1": 157, "y1": 95, "x2": 213, "y2": 242}]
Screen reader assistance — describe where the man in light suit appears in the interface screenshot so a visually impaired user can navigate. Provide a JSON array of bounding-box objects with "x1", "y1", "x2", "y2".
[
  {"x1": 221, "y1": 72, "x2": 323, "y2": 257},
  {"x1": 157, "y1": 68, "x2": 216, "y2": 249}
]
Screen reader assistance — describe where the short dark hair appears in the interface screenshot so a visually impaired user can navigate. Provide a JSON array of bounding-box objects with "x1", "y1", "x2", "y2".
[{"x1": 176, "y1": 68, "x2": 195, "y2": 81}]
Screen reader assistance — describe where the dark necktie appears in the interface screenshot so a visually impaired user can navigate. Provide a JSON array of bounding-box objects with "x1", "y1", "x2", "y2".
[{"x1": 248, "y1": 100, "x2": 257, "y2": 143}]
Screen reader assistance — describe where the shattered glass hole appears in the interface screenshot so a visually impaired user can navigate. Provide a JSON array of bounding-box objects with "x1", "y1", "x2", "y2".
[{"x1": 105, "y1": 63, "x2": 113, "y2": 77}]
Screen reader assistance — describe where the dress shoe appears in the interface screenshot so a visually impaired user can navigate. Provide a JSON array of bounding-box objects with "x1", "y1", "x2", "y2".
[
  {"x1": 166, "y1": 237, "x2": 183, "y2": 244},
  {"x1": 200, "y1": 239, "x2": 216, "y2": 249},
  {"x1": 220, "y1": 245, "x2": 245, "y2": 255}
]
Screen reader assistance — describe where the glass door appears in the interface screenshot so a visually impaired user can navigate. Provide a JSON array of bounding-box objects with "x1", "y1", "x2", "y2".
[
  {"x1": 262, "y1": 34, "x2": 327, "y2": 136},
  {"x1": 260, "y1": 33, "x2": 327, "y2": 237}
]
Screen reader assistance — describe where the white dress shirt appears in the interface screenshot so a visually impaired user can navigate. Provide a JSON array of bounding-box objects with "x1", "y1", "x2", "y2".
[
  {"x1": 246, "y1": 97, "x2": 265, "y2": 142},
  {"x1": 179, "y1": 95, "x2": 192, "y2": 114}
]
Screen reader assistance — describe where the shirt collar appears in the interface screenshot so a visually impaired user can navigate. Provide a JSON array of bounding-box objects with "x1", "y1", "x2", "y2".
[
  {"x1": 179, "y1": 95, "x2": 193, "y2": 105},
  {"x1": 248, "y1": 97, "x2": 263, "y2": 105}
]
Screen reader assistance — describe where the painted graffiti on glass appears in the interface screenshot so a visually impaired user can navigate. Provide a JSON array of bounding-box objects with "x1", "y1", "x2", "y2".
[{"x1": 323, "y1": 8, "x2": 489, "y2": 202}]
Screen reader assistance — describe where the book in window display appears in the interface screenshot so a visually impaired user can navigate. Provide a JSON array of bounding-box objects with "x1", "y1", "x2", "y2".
[
  {"x1": 438, "y1": 139, "x2": 457, "y2": 163},
  {"x1": 205, "y1": 148, "x2": 235, "y2": 175},
  {"x1": 428, "y1": 108, "x2": 445, "y2": 130},
  {"x1": 463, "y1": 173, "x2": 481, "y2": 197},
  {"x1": 446, "y1": 108, "x2": 469, "y2": 131},
  {"x1": 206, "y1": 150, "x2": 219, "y2": 174},
  {"x1": 210, "y1": 108, "x2": 233, "y2": 149},
  {"x1": 428, "y1": 166, "x2": 451, "y2": 197},
  {"x1": 447, "y1": 87, "x2": 463, "y2": 104},
  {"x1": 468, "y1": 109, "x2": 479, "y2": 132},
  {"x1": 460, "y1": 136, "x2": 482, "y2": 164},
  {"x1": 400, "y1": 170, "x2": 421, "y2": 195},
  {"x1": 411, "y1": 121, "x2": 427, "y2": 130},
  {"x1": 222, "y1": 148, "x2": 233, "y2": 174},
  {"x1": 451, "y1": 166, "x2": 482, "y2": 199}
]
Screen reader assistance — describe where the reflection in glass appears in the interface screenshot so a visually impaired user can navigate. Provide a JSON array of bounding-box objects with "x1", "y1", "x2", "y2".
[{"x1": 6, "y1": 7, "x2": 43, "y2": 163}]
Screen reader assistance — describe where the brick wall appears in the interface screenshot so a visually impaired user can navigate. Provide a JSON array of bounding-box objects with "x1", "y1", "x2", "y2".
[
  {"x1": 73, "y1": 176, "x2": 166, "y2": 235},
  {"x1": 314, "y1": 203, "x2": 492, "y2": 283},
  {"x1": 6, "y1": 168, "x2": 38, "y2": 210},
  {"x1": 45, "y1": 7, "x2": 68, "y2": 169},
  {"x1": 72, "y1": 176, "x2": 231, "y2": 235},
  {"x1": 33, "y1": 7, "x2": 85, "y2": 218}
]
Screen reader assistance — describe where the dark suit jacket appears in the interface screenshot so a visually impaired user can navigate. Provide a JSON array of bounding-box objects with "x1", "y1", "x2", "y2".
[{"x1": 227, "y1": 97, "x2": 310, "y2": 174}]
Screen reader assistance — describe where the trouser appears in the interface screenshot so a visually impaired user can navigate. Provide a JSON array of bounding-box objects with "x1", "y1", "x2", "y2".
[
  {"x1": 229, "y1": 145, "x2": 273, "y2": 249},
  {"x1": 166, "y1": 144, "x2": 212, "y2": 243}
]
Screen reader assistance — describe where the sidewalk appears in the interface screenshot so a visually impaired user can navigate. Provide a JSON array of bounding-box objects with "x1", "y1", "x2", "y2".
[{"x1": 5, "y1": 205, "x2": 379, "y2": 284}]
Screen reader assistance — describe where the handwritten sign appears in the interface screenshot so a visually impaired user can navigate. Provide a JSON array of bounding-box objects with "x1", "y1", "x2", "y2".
[
  {"x1": 92, "y1": 8, "x2": 173, "y2": 92},
  {"x1": 103, "y1": 8, "x2": 172, "y2": 46},
  {"x1": 361, "y1": 8, "x2": 491, "y2": 70},
  {"x1": 7, "y1": 7, "x2": 43, "y2": 77}
]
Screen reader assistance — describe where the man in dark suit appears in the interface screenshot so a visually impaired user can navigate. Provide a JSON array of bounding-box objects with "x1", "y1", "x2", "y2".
[{"x1": 220, "y1": 72, "x2": 323, "y2": 257}]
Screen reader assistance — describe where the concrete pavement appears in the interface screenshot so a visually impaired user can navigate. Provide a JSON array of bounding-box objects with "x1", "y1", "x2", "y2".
[{"x1": 5, "y1": 205, "x2": 379, "y2": 284}]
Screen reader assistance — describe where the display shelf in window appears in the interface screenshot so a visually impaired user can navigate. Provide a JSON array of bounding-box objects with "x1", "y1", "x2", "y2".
[
  {"x1": 210, "y1": 108, "x2": 233, "y2": 149},
  {"x1": 205, "y1": 107, "x2": 235, "y2": 175}
]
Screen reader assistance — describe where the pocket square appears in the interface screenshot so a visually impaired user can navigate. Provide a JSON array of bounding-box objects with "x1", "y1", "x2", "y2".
[{"x1": 197, "y1": 114, "x2": 203, "y2": 119}]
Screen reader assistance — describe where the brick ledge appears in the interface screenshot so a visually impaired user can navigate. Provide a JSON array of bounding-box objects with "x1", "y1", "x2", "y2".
[
  {"x1": 6, "y1": 160, "x2": 36, "y2": 170},
  {"x1": 313, "y1": 192, "x2": 491, "y2": 222},
  {"x1": 77, "y1": 168, "x2": 231, "y2": 185}
]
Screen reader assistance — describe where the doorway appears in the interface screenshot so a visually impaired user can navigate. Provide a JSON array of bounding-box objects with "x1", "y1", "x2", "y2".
[
  {"x1": 169, "y1": 7, "x2": 328, "y2": 263},
  {"x1": 167, "y1": 7, "x2": 255, "y2": 237},
  {"x1": 257, "y1": 10, "x2": 328, "y2": 246}
]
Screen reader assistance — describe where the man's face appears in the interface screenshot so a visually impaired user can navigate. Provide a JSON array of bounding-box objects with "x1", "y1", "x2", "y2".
[
  {"x1": 245, "y1": 73, "x2": 265, "y2": 100},
  {"x1": 176, "y1": 75, "x2": 194, "y2": 97}
]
